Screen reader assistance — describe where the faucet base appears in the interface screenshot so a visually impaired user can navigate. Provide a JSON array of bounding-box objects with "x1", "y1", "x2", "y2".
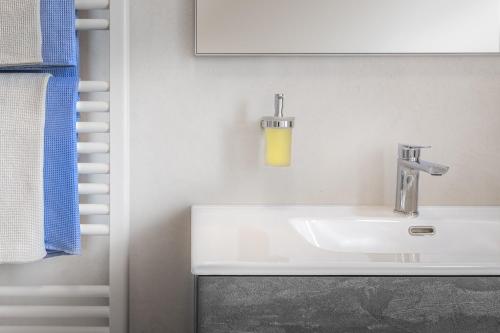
[{"x1": 394, "y1": 209, "x2": 419, "y2": 218}]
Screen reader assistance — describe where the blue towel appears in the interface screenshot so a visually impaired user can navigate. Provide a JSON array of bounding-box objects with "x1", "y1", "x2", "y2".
[
  {"x1": 44, "y1": 76, "x2": 80, "y2": 256},
  {"x1": 1, "y1": 0, "x2": 78, "y2": 73},
  {"x1": 40, "y1": 0, "x2": 78, "y2": 67}
]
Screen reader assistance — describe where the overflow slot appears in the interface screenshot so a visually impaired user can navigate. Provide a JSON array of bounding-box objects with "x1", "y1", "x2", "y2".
[{"x1": 409, "y1": 226, "x2": 436, "y2": 236}]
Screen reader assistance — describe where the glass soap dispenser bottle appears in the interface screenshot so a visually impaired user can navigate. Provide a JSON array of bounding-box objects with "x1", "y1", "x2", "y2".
[{"x1": 261, "y1": 93, "x2": 295, "y2": 167}]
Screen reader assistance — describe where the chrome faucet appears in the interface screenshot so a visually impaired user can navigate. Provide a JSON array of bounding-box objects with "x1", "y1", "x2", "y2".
[{"x1": 394, "y1": 144, "x2": 449, "y2": 216}]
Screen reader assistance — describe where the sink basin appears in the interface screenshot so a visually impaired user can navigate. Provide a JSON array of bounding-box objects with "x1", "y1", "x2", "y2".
[{"x1": 191, "y1": 205, "x2": 500, "y2": 275}]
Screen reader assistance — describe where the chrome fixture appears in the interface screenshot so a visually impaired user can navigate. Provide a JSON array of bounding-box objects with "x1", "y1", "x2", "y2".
[
  {"x1": 261, "y1": 94, "x2": 295, "y2": 129},
  {"x1": 395, "y1": 144, "x2": 449, "y2": 217}
]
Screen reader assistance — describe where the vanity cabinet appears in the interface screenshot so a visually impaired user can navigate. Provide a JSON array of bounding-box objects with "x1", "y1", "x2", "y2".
[
  {"x1": 192, "y1": 206, "x2": 500, "y2": 332},
  {"x1": 196, "y1": 276, "x2": 500, "y2": 333}
]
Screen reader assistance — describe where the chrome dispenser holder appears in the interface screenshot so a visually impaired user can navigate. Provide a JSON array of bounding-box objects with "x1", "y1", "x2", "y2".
[{"x1": 261, "y1": 94, "x2": 294, "y2": 129}]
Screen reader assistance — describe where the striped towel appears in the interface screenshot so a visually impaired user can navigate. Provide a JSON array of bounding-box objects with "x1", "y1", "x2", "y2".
[
  {"x1": 0, "y1": 73, "x2": 51, "y2": 263},
  {"x1": 0, "y1": 0, "x2": 78, "y2": 68},
  {"x1": 44, "y1": 76, "x2": 80, "y2": 257}
]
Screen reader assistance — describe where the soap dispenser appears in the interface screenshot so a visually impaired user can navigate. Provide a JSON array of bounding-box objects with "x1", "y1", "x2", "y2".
[{"x1": 261, "y1": 93, "x2": 295, "y2": 167}]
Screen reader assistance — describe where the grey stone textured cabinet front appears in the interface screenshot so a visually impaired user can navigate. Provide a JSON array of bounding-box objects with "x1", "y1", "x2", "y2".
[{"x1": 196, "y1": 276, "x2": 500, "y2": 333}]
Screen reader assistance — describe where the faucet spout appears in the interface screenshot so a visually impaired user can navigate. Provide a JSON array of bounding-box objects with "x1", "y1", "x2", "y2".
[{"x1": 399, "y1": 159, "x2": 449, "y2": 176}]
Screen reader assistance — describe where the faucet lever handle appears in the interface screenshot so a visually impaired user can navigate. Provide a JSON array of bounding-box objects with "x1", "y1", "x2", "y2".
[{"x1": 398, "y1": 144, "x2": 431, "y2": 161}]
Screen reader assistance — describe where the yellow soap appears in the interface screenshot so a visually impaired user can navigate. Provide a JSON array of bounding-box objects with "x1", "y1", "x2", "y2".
[{"x1": 265, "y1": 128, "x2": 292, "y2": 167}]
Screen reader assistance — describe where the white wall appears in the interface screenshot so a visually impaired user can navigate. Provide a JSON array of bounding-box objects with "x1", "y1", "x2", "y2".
[{"x1": 130, "y1": 0, "x2": 500, "y2": 332}]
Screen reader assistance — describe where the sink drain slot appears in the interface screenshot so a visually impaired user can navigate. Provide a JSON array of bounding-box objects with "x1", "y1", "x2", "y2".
[{"x1": 409, "y1": 226, "x2": 436, "y2": 236}]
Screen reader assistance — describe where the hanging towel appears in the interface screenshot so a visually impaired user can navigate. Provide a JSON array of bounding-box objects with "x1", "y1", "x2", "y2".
[
  {"x1": 0, "y1": 0, "x2": 77, "y2": 68},
  {"x1": 39, "y1": 0, "x2": 78, "y2": 67},
  {"x1": 0, "y1": 0, "x2": 43, "y2": 66},
  {"x1": 0, "y1": 73, "x2": 51, "y2": 264},
  {"x1": 44, "y1": 76, "x2": 81, "y2": 256}
]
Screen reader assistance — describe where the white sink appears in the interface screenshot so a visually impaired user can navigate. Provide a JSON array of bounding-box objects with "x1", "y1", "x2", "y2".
[{"x1": 191, "y1": 205, "x2": 500, "y2": 276}]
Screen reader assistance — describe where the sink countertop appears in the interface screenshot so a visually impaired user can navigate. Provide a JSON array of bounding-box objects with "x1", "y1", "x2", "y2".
[{"x1": 191, "y1": 205, "x2": 500, "y2": 276}]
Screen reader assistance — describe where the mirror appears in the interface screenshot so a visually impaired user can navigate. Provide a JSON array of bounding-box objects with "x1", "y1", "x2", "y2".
[{"x1": 196, "y1": 0, "x2": 500, "y2": 55}]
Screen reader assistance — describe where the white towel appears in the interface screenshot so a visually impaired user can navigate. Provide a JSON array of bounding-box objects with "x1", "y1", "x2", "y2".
[
  {"x1": 0, "y1": 73, "x2": 50, "y2": 263},
  {"x1": 0, "y1": 0, "x2": 43, "y2": 66}
]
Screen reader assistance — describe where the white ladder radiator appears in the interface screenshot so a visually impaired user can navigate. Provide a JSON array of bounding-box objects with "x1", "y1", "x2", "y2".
[{"x1": 0, "y1": 0, "x2": 130, "y2": 332}]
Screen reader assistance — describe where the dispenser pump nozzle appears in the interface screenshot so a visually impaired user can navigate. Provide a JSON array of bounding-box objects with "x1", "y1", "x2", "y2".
[
  {"x1": 261, "y1": 93, "x2": 294, "y2": 129},
  {"x1": 275, "y1": 93, "x2": 284, "y2": 118}
]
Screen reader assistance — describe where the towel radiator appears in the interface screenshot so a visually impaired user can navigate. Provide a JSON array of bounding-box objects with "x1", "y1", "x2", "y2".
[{"x1": 0, "y1": 1, "x2": 129, "y2": 332}]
